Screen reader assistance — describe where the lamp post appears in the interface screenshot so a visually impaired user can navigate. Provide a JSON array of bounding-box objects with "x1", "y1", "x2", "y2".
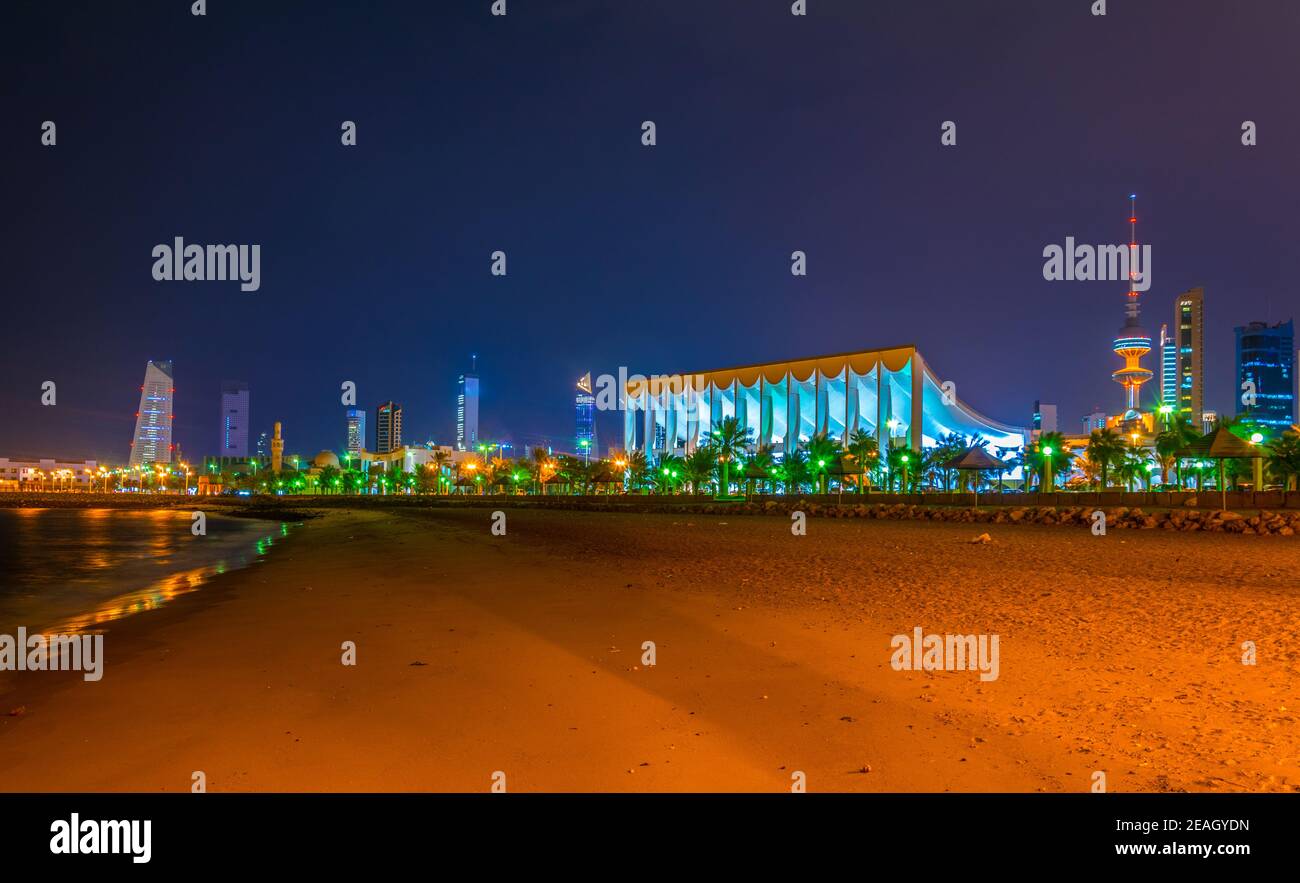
[
  {"x1": 1251, "y1": 432, "x2": 1265, "y2": 491},
  {"x1": 900, "y1": 454, "x2": 910, "y2": 494},
  {"x1": 1042, "y1": 446, "x2": 1054, "y2": 493}
]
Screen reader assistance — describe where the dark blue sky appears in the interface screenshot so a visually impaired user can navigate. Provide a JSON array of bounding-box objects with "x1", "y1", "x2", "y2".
[{"x1": 4, "y1": 0, "x2": 1298, "y2": 461}]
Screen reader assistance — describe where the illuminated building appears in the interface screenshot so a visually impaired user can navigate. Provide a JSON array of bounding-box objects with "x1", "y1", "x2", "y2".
[
  {"x1": 1235, "y1": 319, "x2": 1295, "y2": 428},
  {"x1": 1175, "y1": 287, "x2": 1205, "y2": 421},
  {"x1": 346, "y1": 408, "x2": 366, "y2": 458},
  {"x1": 1082, "y1": 409, "x2": 1107, "y2": 433},
  {"x1": 271, "y1": 422, "x2": 284, "y2": 474},
  {"x1": 1159, "y1": 323, "x2": 1178, "y2": 407},
  {"x1": 576, "y1": 373, "x2": 597, "y2": 457},
  {"x1": 457, "y1": 355, "x2": 479, "y2": 452},
  {"x1": 1033, "y1": 401, "x2": 1058, "y2": 434},
  {"x1": 375, "y1": 402, "x2": 403, "y2": 454},
  {"x1": 623, "y1": 345, "x2": 1026, "y2": 460},
  {"x1": 0, "y1": 457, "x2": 100, "y2": 492},
  {"x1": 220, "y1": 380, "x2": 249, "y2": 458},
  {"x1": 1111, "y1": 196, "x2": 1153, "y2": 422},
  {"x1": 128, "y1": 360, "x2": 174, "y2": 466}
]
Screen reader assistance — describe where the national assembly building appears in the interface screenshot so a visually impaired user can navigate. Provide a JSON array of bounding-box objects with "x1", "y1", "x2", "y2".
[{"x1": 622, "y1": 345, "x2": 1026, "y2": 461}]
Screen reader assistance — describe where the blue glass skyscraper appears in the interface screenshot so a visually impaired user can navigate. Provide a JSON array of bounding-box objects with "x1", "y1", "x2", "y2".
[{"x1": 1235, "y1": 319, "x2": 1295, "y2": 428}]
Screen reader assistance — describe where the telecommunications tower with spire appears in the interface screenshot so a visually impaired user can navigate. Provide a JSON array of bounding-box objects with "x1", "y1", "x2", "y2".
[{"x1": 1111, "y1": 194, "x2": 1154, "y2": 421}]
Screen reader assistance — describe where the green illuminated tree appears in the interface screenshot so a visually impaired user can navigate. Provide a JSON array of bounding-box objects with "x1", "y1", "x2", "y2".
[
  {"x1": 1086, "y1": 427, "x2": 1125, "y2": 489},
  {"x1": 701, "y1": 416, "x2": 753, "y2": 498}
]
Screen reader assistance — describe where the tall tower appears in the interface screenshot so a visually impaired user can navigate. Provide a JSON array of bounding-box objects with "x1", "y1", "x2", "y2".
[
  {"x1": 457, "y1": 354, "x2": 479, "y2": 452},
  {"x1": 575, "y1": 373, "x2": 597, "y2": 456},
  {"x1": 346, "y1": 408, "x2": 366, "y2": 457},
  {"x1": 1175, "y1": 287, "x2": 1205, "y2": 421},
  {"x1": 1235, "y1": 319, "x2": 1295, "y2": 428},
  {"x1": 1159, "y1": 324, "x2": 1178, "y2": 408},
  {"x1": 375, "y1": 401, "x2": 403, "y2": 454},
  {"x1": 1111, "y1": 195, "x2": 1153, "y2": 418},
  {"x1": 271, "y1": 421, "x2": 284, "y2": 474},
  {"x1": 220, "y1": 380, "x2": 250, "y2": 458},
  {"x1": 129, "y1": 360, "x2": 175, "y2": 466}
]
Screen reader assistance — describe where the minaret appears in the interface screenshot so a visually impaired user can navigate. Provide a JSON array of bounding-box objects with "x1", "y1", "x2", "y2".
[
  {"x1": 271, "y1": 421, "x2": 284, "y2": 474},
  {"x1": 1111, "y1": 194, "x2": 1153, "y2": 417}
]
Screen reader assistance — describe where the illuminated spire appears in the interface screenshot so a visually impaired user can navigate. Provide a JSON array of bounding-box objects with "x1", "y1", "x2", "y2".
[{"x1": 1112, "y1": 194, "x2": 1153, "y2": 415}]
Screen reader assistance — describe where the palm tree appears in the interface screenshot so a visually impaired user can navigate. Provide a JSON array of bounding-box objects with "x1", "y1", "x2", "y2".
[
  {"x1": 431, "y1": 449, "x2": 452, "y2": 494},
  {"x1": 924, "y1": 433, "x2": 966, "y2": 492},
  {"x1": 1117, "y1": 443, "x2": 1154, "y2": 491},
  {"x1": 700, "y1": 416, "x2": 753, "y2": 498},
  {"x1": 886, "y1": 447, "x2": 915, "y2": 492},
  {"x1": 317, "y1": 464, "x2": 340, "y2": 494},
  {"x1": 1028, "y1": 432, "x2": 1072, "y2": 491},
  {"x1": 846, "y1": 430, "x2": 879, "y2": 494},
  {"x1": 778, "y1": 448, "x2": 810, "y2": 494},
  {"x1": 1086, "y1": 427, "x2": 1125, "y2": 489},
  {"x1": 1154, "y1": 416, "x2": 1199, "y2": 488},
  {"x1": 683, "y1": 445, "x2": 718, "y2": 495},
  {"x1": 657, "y1": 454, "x2": 684, "y2": 494},
  {"x1": 745, "y1": 443, "x2": 776, "y2": 496},
  {"x1": 803, "y1": 432, "x2": 839, "y2": 494},
  {"x1": 1266, "y1": 430, "x2": 1300, "y2": 490},
  {"x1": 623, "y1": 449, "x2": 649, "y2": 492}
]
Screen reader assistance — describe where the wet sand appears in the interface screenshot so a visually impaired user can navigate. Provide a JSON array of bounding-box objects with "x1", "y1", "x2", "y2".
[{"x1": 1, "y1": 508, "x2": 1296, "y2": 792}]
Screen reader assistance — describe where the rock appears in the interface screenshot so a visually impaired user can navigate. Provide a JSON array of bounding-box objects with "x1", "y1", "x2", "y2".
[{"x1": 970, "y1": 532, "x2": 992, "y2": 544}]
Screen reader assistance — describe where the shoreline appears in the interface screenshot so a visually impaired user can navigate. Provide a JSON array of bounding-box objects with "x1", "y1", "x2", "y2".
[
  {"x1": 2, "y1": 507, "x2": 1295, "y2": 792},
  {"x1": 2, "y1": 492, "x2": 1297, "y2": 536}
]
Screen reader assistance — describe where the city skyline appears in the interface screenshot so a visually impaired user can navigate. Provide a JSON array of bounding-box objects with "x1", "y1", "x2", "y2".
[
  {"x1": 5, "y1": 0, "x2": 1300, "y2": 841},
  {"x1": 5, "y1": 1, "x2": 1299, "y2": 463}
]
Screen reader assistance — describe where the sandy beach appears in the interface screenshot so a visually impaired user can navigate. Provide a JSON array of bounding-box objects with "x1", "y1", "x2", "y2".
[{"x1": 1, "y1": 507, "x2": 1296, "y2": 792}]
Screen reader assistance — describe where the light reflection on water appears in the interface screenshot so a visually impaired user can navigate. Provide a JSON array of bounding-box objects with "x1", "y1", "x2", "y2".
[{"x1": 0, "y1": 509, "x2": 298, "y2": 635}]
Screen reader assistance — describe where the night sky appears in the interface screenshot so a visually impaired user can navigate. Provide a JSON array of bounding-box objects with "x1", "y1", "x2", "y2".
[{"x1": 4, "y1": 0, "x2": 1298, "y2": 462}]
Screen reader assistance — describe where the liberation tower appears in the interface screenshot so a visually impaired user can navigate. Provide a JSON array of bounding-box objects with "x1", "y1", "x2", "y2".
[{"x1": 1111, "y1": 194, "x2": 1153, "y2": 419}]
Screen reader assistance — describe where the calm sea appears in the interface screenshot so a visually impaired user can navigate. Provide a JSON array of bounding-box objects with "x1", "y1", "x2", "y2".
[{"x1": 0, "y1": 508, "x2": 293, "y2": 633}]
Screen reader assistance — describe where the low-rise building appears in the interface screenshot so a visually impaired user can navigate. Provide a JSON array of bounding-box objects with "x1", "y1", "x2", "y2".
[{"x1": 0, "y1": 456, "x2": 101, "y2": 491}]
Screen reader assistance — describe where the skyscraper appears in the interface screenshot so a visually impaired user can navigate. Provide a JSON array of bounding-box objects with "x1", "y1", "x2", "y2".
[
  {"x1": 1159, "y1": 323, "x2": 1178, "y2": 408},
  {"x1": 375, "y1": 401, "x2": 403, "y2": 454},
  {"x1": 1175, "y1": 287, "x2": 1205, "y2": 422},
  {"x1": 1110, "y1": 196, "x2": 1153, "y2": 419},
  {"x1": 1235, "y1": 319, "x2": 1295, "y2": 428},
  {"x1": 457, "y1": 355, "x2": 479, "y2": 452},
  {"x1": 128, "y1": 360, "x2": 174, "y2": 466},
  {"x1": 1032, "y1": 401, "x2": 1058, "y2": 434},
  {"x1": 220, "y1": 380, "x2": 250, "y2": 458},
  {"x1": 346, "y1": 408, "x2": 366, "y2": 457},
  {"x1": 576, "y1": 373, "x2": 597, "y2": 456}
]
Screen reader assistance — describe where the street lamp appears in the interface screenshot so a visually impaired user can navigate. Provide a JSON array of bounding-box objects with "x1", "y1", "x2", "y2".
[
  {"x1": 1250, "y1": 432, "x2": 1265, "y2": 490},
  {"x1": 1042, "y1": 446, "x2": 1054, "y2": 492}
]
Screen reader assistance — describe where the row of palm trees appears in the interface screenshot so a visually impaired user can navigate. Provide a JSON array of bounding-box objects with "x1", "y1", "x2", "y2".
[
  {"x1": 1025, "y1": 416, "x2": 1300, "y2": 492},
  {"x1": 193, "y1": 413, "x2": 1300, "y2": 498}
]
